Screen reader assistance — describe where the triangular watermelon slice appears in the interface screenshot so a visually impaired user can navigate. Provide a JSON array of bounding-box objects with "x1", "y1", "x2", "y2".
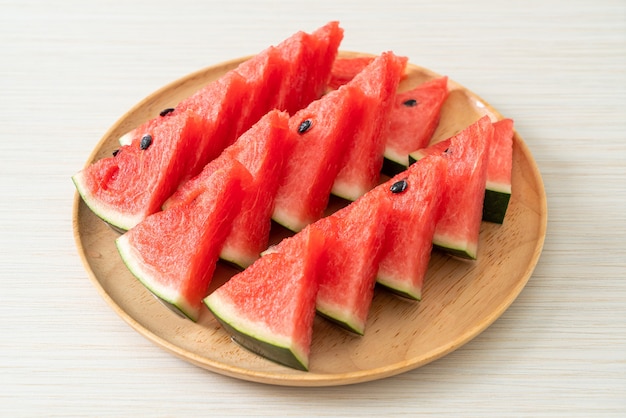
[
  {"x1": 73, "y1": 110, "x2": 206, "y2": 231},
  {"x1": 116, "y1": 158, "x2": 252, "y2": 321},
  {"x1": 410, "y1": 115, "x2": 494, "y2": 260},
  {"x1": 271, "y1": 86, "x2": 365, "y2": 232},
  {"x1": 483, "y1": 118, "x2": 514, "y2": 224},
  {"x1": 204, "y1": 225, "x2": 326, "y2": 371},
  {"x1": 331, "y1": 52, "x2": 407, "y2": 201},
  {"x1": 76, "y1": 22, "x2": 343, "y2": 231},
  {"x1": 382, "y1": 76, "x2": 449, "y2": 175},
  {"x1": 373, "y1": 154, "x2": 449, "y2": 300},
  {"x1": 164, "y1": 110, "x2": 292, "y2": 268},
  {"x1": 313, "y1": 191, "x2": 391, "y2": 334},
  {"x1": 410, "y1": 117, "x2": 514, "y2": 225}
]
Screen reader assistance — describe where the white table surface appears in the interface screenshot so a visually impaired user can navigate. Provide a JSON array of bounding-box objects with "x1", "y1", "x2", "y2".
[{"x1": 2, "y1": 0, "x2": 625, "y2": 416}]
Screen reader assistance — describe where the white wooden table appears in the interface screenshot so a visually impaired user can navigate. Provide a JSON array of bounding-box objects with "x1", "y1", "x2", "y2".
[{"x1": 1, "y1": 0, "x2": 624, "y2": 415}]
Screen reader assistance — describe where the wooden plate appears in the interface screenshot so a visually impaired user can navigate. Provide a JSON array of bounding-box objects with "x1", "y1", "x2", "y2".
[{"x1": 72, "y1": 52, "x2": 547, "y2": 386}]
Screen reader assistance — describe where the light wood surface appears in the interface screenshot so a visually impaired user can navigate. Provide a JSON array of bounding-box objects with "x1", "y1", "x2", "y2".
[{"x1": 2, "y1": 0, "x2": 625, "y2": 415}]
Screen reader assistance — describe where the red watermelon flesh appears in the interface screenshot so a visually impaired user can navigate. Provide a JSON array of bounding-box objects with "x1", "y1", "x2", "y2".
[
  {"x1": 313, "y1": 190, "x2": 391, "y2": 334},
  {"x1": 331, "y1": 51, "x2": 407, "y2": 201},
  {"x1": 382, "y1": 76, "x2": 449, "y2": 174},
  {"x1": 486, "y1": 118, "x2": 514, "y2": 190},
  {"x1": 410, "y1": 117, "x2": 513, "y2": 224},
  {"x1": 72, "y1": 110, "x2": 205, "y2": 231},
  {"x1": 327, "y1": 56, "x2": 376, "y2": 90},
  {"x1": 232, "y1": 47, "x2": 286, "y2": 136},
  {"x1": 274, "y1": 21, "x2": 343, "y2": 114},
  {"x1": 165, "y1": 110, "x2": 292, "y2": 268},
  {"x1": 483, "y1": 118, "x2": 514, "y2": 224},
  {"x1": 174, "y1": 71, "x2": 250, "y2": 167},
  {"x1": 80, "y1": 22, "x2": 342, "y2": 231},
  {"x1": 272, "y1": 86, "x2": 365, "y2": 232},
  {"x1": 372, "y1": 155, "x2": 449, "y2": 300},
  {"x1": 411, "y1": 116, "x2": 494, "y2": 259},
  {"x1": 204, "y1": 225, "x2": 326, "y2": 371},
  {"x1": 307, "y1": 21, "x2": 345, "y2": 103},
  {"x1": 116, "y1": 158, "x2": 252, "y2": 321},
  {"x1": 118, "y1": 71, "x2": 249, "y2": 176}
]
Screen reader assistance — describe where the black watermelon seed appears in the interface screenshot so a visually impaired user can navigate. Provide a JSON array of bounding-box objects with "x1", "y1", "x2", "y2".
[
  {"x1": 390, "y1": 179, "x2": 408, "y2": 194},
  {"x1": 140, "y1": 134, "x2": 153, "y2": 150},
  {"x1": 112, "y1": 149, "x2": 119, "y2": 157},
  {"x1": 298, "y1": 119, "x2": 312, "y2": 134},
  {"x1": 403, "y1": 99, "x2": 418, "y2": 107},
  {"x1": 159, "y1": 107, "x2": 175, "y2": 117}
]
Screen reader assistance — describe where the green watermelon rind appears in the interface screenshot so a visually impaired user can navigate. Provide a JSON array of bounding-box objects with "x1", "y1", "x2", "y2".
[
  {"x1": 219, "y1": 244, "x2": 257, "y2": 270},
  {"x1": 271, "y1": 206, "x2": 311, "y2": 233},
  {"x1": 382, "y1": 154, "x2": 410, "y2": 177},
  {"x1": 432, "y1": 234, "x2": 478, "y2": 260},
  {"x1": 204, "y1": 293, "x2": 309, "y2": 371},
  {"x1": 408, "y1": 149, "x2": 491, "y2": 255},
  {"x1": 72, "y1": 171, "x2": 138, "y2": 232},
  {"x1": 115, "y1": 233, "x2": 199, "y2": 321},
  {"x1": 316, "y1": 303, "x2": 366, "y2": 336},
  {"x1": 483, "y1": 181, "x2": 511, "y2": 224},
  {"x1": 409, "y1": 145, "x2": 512, "y2": 225},
  {"x1": 375, "y1": 276, "x2": 422, "y2": 301},
  {"x1": 330, "y1": 180, "x2": 369, "y2": 203}
]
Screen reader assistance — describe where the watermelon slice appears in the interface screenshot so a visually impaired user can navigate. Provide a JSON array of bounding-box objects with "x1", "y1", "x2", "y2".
[
  {"x1": 116, "y1": 158, "x2": 252, "y2": 321},
  {"x1": 327, "y1": 56, "x2": 376, "y2": 90},
  {"x1": 331, "y1": 52, "x2": 407, "y2": 201},
  {"x1": 410, "y1": 117, "x2": 514, "y2": 225},
  {"x1": 165, "y1": 110, "x2": 292, "y2": 268},
  {"x1": 410, "y1": 116, "x2": 494, "y2": 260},
  {"x1": 72, "y1": 110, "x2": 205, "y2": 231},
  {"x1": 483, "y1": 118, "x2": 514, "y2": 224},
  {"x1": 373, "y1": 155, "x2": 449, "y2": 299},
  {"x1": 271, "y1": 86, "x2": 364, "y2": 232},
  {"x1": 313, "y1": 191, "x2": 391, "y2": 334},
  {"x1": 77, "y1": 22, "x2": 342, "y2": 231},
  {"x1": 204, "y1": 226, "x2": 326, "y2": 371},
  {"x1": 382, "y1": 76, "x2": 449, "y2": 175}
]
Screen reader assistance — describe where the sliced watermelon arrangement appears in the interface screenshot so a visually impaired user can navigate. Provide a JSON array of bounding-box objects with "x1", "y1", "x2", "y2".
[
  {"x1": 374, "y1": 155, "x2": 449, "y2": 299},
  {"x1": 331, "y1": 52, "x2": 407, "y2": 201},
  {"x1": 73, "y1": 21, "x2": 518, "y2": 371},
  {"x1": 116, "y1": 158, "x2": 252, "y2": 320},
  {"x1": 410, "y1": 117, "x2": 514, "y2": 226},
  {"x1": 409, "y1": 115, "x2": 494, "y2": 260},
  {"x1": 164, "y1": 110, "x2": 292, "y2": 268},
  {"x1": 74, "y1": 21, "x2": 343, "y2": 231},
  {"x1": 73, "y1": 110, "x2": 205, "y2": 231},
  {"x1": 271, "y1": 51, "x2": 407, "y2": 231}
]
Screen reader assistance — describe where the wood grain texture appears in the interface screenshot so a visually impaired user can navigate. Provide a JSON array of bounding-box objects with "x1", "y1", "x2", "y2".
[{"x1": 1, "y1": 0, "x2": 624, "y2": 415}]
